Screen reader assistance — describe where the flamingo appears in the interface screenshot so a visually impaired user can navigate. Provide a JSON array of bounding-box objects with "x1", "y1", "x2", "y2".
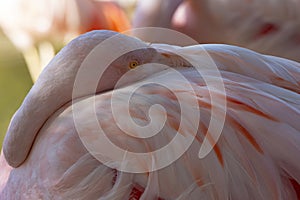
[
  {"x1": 1, "y1": 30, "x2": 300, "y2": 199},
  {"x1": 133, "y1": 0, "x2": 300, "y2": 62},
  {"x1": 0, "y1": 0, "x2": 131, "y2": 82}
]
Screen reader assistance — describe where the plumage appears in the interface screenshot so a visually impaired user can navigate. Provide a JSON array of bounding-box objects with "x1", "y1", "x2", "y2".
[
  {"x1": 133, "y1": 0, "x2": 300, "y2": 62},
  {"x1": 1, "y1": 30, "x2": 300, "y2": 199}
]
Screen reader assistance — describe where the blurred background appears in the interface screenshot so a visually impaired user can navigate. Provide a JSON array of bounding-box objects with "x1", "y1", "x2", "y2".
[{"x1": 0, "y1": 31, "x2": 32, "y2": 148}]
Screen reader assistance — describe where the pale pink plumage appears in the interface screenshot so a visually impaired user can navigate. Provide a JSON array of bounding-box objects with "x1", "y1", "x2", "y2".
[
  {"x1": 1, "y1": 31, "x2": 300, "y2": 199},
  {"x1": 133, "y1": 0, "x2": 300, "y2": 63}
]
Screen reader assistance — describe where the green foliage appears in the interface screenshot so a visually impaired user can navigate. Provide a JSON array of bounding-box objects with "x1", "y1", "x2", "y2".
[{"x1": 0, "y1": 33, "x2": 33, "y2": 148}]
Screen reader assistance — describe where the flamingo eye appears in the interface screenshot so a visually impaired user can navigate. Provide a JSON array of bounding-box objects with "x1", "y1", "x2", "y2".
[{"x1": 129, "y1": 60, "x2": 139, "y2": 69}]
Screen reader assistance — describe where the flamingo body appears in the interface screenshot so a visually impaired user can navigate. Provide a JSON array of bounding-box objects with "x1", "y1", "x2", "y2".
[
  {"x1": 1, "y1": 31, "x2": 300, "y2": 199},
  {"x1": 133, "y1": 0, "x2": 300, "y2": 62}
]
